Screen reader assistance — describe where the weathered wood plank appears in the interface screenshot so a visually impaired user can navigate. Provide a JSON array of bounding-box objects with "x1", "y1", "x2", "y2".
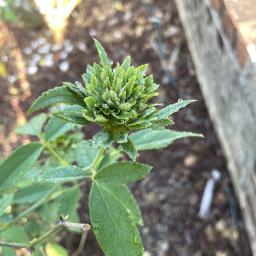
[{"x1": 175, "y1": 0, "x2": 256, "y2": 254}]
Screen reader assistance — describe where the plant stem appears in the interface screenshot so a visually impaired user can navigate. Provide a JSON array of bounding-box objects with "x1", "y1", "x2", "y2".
[
  {"x1": 73, "y1": 224, "x2": 90, "y2": 256},
  {"x1": 1, "y1": 186, "x2": 58, "y2": 232},
  {"x1": 0, "y1": 221, "x2": 89, "y2": 251},
  {"x1": 44, "y1": 142, "x2": 68, "y2": 166},
  {"x1": 29, "y1": 223, "x2": 63, "y2": 249},
  {"x1": 39, "y1": 136, "x2": 68, "y2": 166},
  {"x1": 0, "y1": 241, "x2": 29, "y2": 249}
]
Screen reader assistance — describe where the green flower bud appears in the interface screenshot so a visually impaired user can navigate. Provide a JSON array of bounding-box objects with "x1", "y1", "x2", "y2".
[{"x1": 75, "y1": 39, "x2": 162, "y2": 140}]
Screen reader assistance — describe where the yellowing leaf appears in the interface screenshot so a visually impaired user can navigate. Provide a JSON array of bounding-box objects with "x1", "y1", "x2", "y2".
[{"x1": 45, "y1": 243, "x2": 68, "y2": 256}]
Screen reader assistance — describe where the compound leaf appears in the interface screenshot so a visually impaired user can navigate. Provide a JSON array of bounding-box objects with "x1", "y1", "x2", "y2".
[
  {"x1": 120, "y1": 139, "x2": 137, "y2": 161},
  {"x1": 130, "y1": 128, "x2": 203, "y2": 150},
  {"x1": 53, "y1": 105, "x2": 88, "y2": 125},
  {"x1": 89, "y1": 182, "x2": 143, "y2": 256},
  {"x1": 13, "y1": 183, "x2": 54, "y2": 204},
  {"x1": 76, "y1": 140, "x2": 99, "y2": 168},
  {"x1": 153, "y1": 99, "x2": 196, "y2": 119},
  {"x1": 28, "y1": 86, "x2": 84, "y2": 113},
  {"x1": 95, "y1": 162, "x2": 151, "y2": 184},
  {"x1": 110, "y1": 184, "x2": 143, "y2": 225},
  {"x1": 16, "y1": 113, "x2": 47, "y2": 136},
  {"x1": 38, "y1": 166, "x2": 90, "y2": 183},
  {"x1": 0, "y1": 143, "x2": 42, "y2": 190},
  {"x1": 44, "y1": 117, "x2": 75, "y2": 141}
]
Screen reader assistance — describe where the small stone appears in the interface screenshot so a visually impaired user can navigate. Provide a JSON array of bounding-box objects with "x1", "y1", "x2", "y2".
[
  {"x1": 59, "y1": 61, "x2": 69, "y2": 72},
  {"x1": 7, "y1": 75, "x2": 17, "y2": 83},
  {"x1": 51, "y1": 43, "x2": 62, "y2": 52},
  {"x1": 216, "y1": 251, "x2": 228, "y2": 256},
  {"x1": 78, "y1": 42, "x2": 87, "y2": 52},
  {"x1": 27, "y1": 65, "x2": 38, "y2": 75},
  {"x1": 23, "y1": 47, "x2": 32, "y2": 55},
  {"x1": 184, "y1": 154, "x2": 197, "y2": 167},
  {"x1": 215, "y1": 219, "x2": 226, "y2": 232},
  {"x1": 114, "y1": 31, "x2": 122, "y2": 39},
  {"x1": 38, "y1": 43, "x2": 51, "y2": 54},
  {"x1": 60, "y1": 51, "x2": 68, "y2": 60},
  {"x1": 89, "y1": 29, "x2": 97, "y2": 36}
]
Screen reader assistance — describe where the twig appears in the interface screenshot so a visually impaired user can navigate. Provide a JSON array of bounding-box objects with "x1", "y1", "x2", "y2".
[
  {"x1": 0, "y1": 219, "x2": 90, "y2": 253},
  {"x1": 0, "y1": 241, "x2": 29, "y2": 250},
  {"x1": 72, "y1": 224, "x2": 91, "y2": 256}
]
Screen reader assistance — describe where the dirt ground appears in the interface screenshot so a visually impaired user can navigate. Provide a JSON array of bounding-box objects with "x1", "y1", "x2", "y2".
[{"x1": 0, "y1": 0, "x2": 252, "y2": 255}]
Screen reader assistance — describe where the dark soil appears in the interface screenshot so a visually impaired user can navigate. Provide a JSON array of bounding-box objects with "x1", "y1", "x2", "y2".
[{"x1": 0, "y1": 0, "x2": 252, "y2": 255}]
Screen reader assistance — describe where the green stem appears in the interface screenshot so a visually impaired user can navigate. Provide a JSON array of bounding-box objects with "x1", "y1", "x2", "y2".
[
  {"x1": 29, "y1": 224, "x2": 63, "y2": 249},
  {"x1": 0, "y1": 221, "x2": 89, "y2": 251},
  {"x1": 0, "y1": 241, "x2": 29, "y2": 249},
  {"x1": 1, "y1": 186, "x2": 58, "y2": 231},
  {"x1": 39, "y1": 136, "x2": 68, "y2": 166}
]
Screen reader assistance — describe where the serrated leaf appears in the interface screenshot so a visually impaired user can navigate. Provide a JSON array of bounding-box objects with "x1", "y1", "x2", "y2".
[
  {"x1": 44, "y1": 117, "x2": 75, "y2": 141},
  {"x1": 98, "y1": 149, "x2": 121, "y2": 171},
  {"x1": 76, "y1": 140, "x2": 99, "y2": 168},
  {"x1": 89, "y1": 182, "x2": 143, "y2": 256},
  {"x1": 93, "y1": 38, "x2": 111, "y2": 66},
  {"x1": 130, "y1": 128, "x2": 203, "y2": 150},
  {"x1": 92, "y1": 130, "x2": 114, "y2": 148},
  {"x1": 95, "y1": 162, "x2": 152, "y2": 184},
  {"x1": 38, "y1": 166, "x2": 90, "y2": 183},
  {"x1": 120, "y1": 139, "x2": 137, "y2": 161},
  {"x1": 16, "y1": 113, "x2": 47, "y2": 136},
  {"x1": 28, "y1": 86, "x2": 84, "y2": 114},
  {"x1": 153, "y1": 99, "x2": 196, "y2": 119},
  {"x1": 45, "y1": 243, "x2": 68, "y2": 256},
  {"x1": 53, "y1": 105, "x2": 88, "y2": 125},
  {"x1": 13, "y1": 183, "x2": 53, "y2": 204},
  {"x1": 0, "y1": 143, "x2": 43, "y2": 191},
  {"x1": 110, "y1": 184, "x2": 143, "y2": 225}
]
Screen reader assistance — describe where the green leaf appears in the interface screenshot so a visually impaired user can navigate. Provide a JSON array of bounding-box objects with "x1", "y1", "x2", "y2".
[
  {"x1": 93, "y1": 38, "x2": 111, "y2": 66},
  {"x1": 13, "y1": 183, "x2": 53, "y2": 204},
  {"x1": 95, "y1": 162, "x2": 152, "y2": 184},
  {"x1": 53, "y1": 105, "x2": 88, "y2": 125},
  {"x1": 98, "y1": 148, "x2": 121, "y2": 171},
  {"x1": 92, "y1": 130, "x2": 114, "y2": 148},
  {"x1": 0, "y1": 225, "x2": 29, "y2": 256},
  {"x1": 57, "y1": 187, "x2": 81, "y2": 223},
  {"x1": 76, "y1": 141, "x2": 99, "y2": 168},
  {"x1": 44, "y1": 117, "x2": 75, "y2": 141},
  {"x1": 153, "y1": 99, "x2": 196, "y2": 119},
  {"x1": 120, "y1": 139, "x2": 137, "y2": 161},
  {"x1": 0, "y1": 143, "x2": 43, "y2": 191},
  {"x1": 38, "y1": 166, "x2": 90, "y2": 183},
  {"x1": 16, "y1": 113, "x2": 47, "y2": 136},
  {"x1": 28, "y1": 86, "x2": 84, "y2": 114},
  {"x1": 0, "y1": 193, "x2": 13, "y2": 217},
  {"x1": 89, "y1": 182, "x2": 143, "y2": 256},
  {"x1": 45, "y1": 243, "x2": 68, "y2": 256},
  {"x1": 110, "y1": 184, "x2": 143, "y2": 225},
  {"x1": 1, "y1": 226, "x2": 29, "y2": 256},
  {"x1": 130, "y1": 128, "x2": 203, "y2": 150}
]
